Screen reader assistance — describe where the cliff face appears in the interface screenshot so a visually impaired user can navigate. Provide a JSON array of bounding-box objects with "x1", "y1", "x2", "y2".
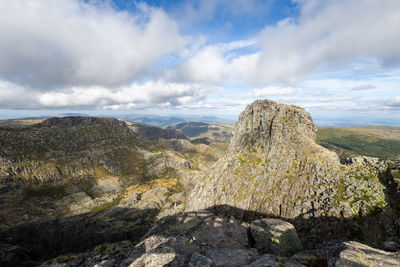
[{"x1": 187, "y1": 100, "x2": 392, "y2": 244}]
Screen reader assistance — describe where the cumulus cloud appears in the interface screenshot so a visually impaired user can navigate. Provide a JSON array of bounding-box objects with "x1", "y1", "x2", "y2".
[
  {"x1": 178, "y1": 46, "x2": 227, "y2": 83},
  {"x1": 0, "y1": 81, "x2": 38, "y2": 109},
  {"x1": 178, "y1": 0, "x2": 400, "y2": 86},
  {"x1": 1, "y1": 0, "x2": 399, "y2": 115},
  {"x1": 381, "y1": 95, "x2": 400, "y2": 110},
  {"x1": 242, "y1": 86, "x2": 300, "y2": 98},
  {"x1": 177, "y1": 39, "x2": 258, "y2": 83},
  {"x1": 0, "y1": 0, "x2": 185, "y2": 89},
  {"x1": 318, "y1": 95, "x2": 354, "y2": 102},
  {"x1": 0, "y1": 80, "x2": 211, "y2": 110}
]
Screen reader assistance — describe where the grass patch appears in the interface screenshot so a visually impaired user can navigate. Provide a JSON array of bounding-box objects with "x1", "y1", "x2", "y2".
[
  {"x1": 392, "y1": 170, "x2": 400, "y2": 180},
  {"x1": 94, "y1": 166, "x2": 113, "y2": 178},
  {"x1": 125, "y1": 178, "x2": 178, "y2": 196},
  {"x1": 89, "y1": 196, "x2": 123, "y2": 213}
]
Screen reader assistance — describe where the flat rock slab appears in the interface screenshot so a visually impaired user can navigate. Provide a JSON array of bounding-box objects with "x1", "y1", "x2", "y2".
[
  {"x1": 328, "y1": 241, "x2": 400, "y2": 267},
  {"x1": 204, "y1": 248, "x2": 252, "y2": 267},
  {"x1": 246, "y1": 254, "x2": 305, "y2": 267}
]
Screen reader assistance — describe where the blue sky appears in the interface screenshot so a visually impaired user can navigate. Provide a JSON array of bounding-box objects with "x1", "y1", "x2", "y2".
[{"x1": 0, "y1": 0, "x2": 400, "y2": 125}]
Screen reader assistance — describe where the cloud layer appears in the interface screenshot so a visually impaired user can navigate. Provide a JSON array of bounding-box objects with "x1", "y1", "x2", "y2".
[
  {"x1": 178, "y1": 0, "x2": 400, "y2": 85},
  {"x1": 0, "y1": 0, "x2": 185, "y2": 89},
  {"x1": 0, "y1": 80, "x2": 210, "y2": 109}
]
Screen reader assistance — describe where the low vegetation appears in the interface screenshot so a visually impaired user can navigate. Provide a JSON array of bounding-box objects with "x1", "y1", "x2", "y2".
[
  {"x1": 23, "y1": 184, "x2": 69, "y2": 200},
  {"x1": 317, "y1": 127, "x2": 400, "y2": 160}
]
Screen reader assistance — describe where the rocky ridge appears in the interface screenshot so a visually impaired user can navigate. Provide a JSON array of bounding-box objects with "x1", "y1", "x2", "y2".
[
  {"x1": 128, "y1": 122, "x2": 189, "y2": 141},
  {"x1": 0, "y1": 116, "x2": 212, "y2": 228}
]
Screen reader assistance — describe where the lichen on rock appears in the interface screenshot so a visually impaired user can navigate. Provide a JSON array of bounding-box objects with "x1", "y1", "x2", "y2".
[{"x1": 186, "y1": 99, "x2": 390, "y2": 244}]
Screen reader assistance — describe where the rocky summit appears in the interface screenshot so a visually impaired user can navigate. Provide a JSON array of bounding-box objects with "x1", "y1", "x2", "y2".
[
  {"x1": 187, "y1": 100, "x2": 399, "y2": 246},
  {"x1": 1, "y1": 101, "x2": 400, "y2": 266}
]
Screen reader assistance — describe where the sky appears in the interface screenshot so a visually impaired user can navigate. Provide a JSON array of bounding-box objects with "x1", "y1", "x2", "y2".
[{"x1": 0, "y1": 0, "x2": 400, "y2": 125}]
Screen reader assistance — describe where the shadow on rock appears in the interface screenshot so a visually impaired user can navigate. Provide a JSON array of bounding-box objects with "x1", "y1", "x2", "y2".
[{"x1": 1, "y1": 204, "x2": 400, "y2": 266}]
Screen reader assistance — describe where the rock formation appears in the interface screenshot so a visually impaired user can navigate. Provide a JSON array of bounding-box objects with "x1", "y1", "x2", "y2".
[{"x1": 187, "y1": 100, "x2": 395, "y2": 245}]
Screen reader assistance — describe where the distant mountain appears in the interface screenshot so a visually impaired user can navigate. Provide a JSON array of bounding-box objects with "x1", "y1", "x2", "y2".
[
  {"x1": 128, "y1": 121, "x2": 189, "y2": 141},
  {"x1": 118, "y1": 114, "x2": 235, "y2": 127},
  {"x1": 166, "y1": 121, "x2": 234, "y2": 145},
  {"x1": 118, "y1": 115, "x2": 187, "y2": 127}
]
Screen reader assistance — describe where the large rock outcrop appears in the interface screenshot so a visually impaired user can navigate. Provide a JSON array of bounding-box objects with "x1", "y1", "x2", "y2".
[{"x1": 187, "y1": 100, "x2": 391, "y2": 244}]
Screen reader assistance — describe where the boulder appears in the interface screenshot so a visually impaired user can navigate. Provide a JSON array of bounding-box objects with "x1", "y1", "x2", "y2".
[
  {"x1": 291, "y1": 249, "x2": 327, "y2": 266},
  {"x1": 204, "y1": 248, "x2": 252, "y2": 266},
  {"x1": 246, "y1": 254, "x2": 305, "y2": 267},
  {"x1": 188, "y1": 252, "x2": 213, "y2": 267},
  {"x1": 249, "y1": 218, "x2": 302, "y2": 256},
  {"x1": 327, "y1": 241, "x2": 400, "y2": 267},
  {"x1": 128, "y1": 249, "x2": 179, "y2": 267}
]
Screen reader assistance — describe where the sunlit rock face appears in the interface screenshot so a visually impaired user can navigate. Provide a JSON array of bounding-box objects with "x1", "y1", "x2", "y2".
[{"x1": 187, "y1": 99, "x2": 391, "y2": 244}]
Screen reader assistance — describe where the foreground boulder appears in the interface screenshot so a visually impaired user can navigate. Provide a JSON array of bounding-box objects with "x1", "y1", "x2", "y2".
[
  {"x1": 33, "y1": 212, "x2": 400, "y2": 267},
  {"x1": 43, "y1": 212, "x2": 305, "y2": 266},
  {"x1": 249, "y1": 218, "x2": 302, "y2": 256}
]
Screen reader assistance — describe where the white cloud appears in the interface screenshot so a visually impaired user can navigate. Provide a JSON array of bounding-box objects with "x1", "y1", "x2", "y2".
[
  {"x1": 0, "y1": 0, "x2": 185, "y2": 89},
  {"x1": 242, "y1": 86, "x2": 300, "y2": 98},
  {"x1": 253, "y1": 0, "x2": 400, "y2": 84},
  {"x1": 380, "y1": 95, "x2": 400, "y2": 110},
  {"x1": 0, "y1": 81, "x2": 38, "y2": 108},
  {"x1": 178, "y1": 46, "x2": 227, "y2": 83},
  {"x1": 350, "y1": 85, "x2": 376, "y2": 91},
  {"x1": 318, "y1": 95, "x2": 354, "y2": 102},
  {"x1": 178, "y1": 0, "x2": 400, "y2": 86}
]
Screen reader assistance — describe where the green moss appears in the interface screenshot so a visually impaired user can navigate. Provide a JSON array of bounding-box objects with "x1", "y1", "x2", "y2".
[
  {"x1": 392, "y1": 170, "x2": 400, "y2": 179},
  {"x1": 333, "y1": 181, "x2": 347, "y2": 202},
  {"x1": 181, "y1": 236, "x2": 201, "y2": 252},
  {"x1": 353, "y1": 174, "x2": 372, "y2": 180},
  {"x1": 173, "y1": 179, "x2": 185, "y2": 193},
  {"x1": 88, "y1": 196, "x2": 123, "y2": 213},
  {"x1": 169, "y1": 216, "x2": 203, "y2": 233},
  {"x1": 93, "y1": 166, "x2": 112, "y2": 178}
]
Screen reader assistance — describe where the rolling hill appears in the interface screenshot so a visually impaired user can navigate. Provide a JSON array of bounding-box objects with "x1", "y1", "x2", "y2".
[{"x1": 316, "y1": 126, "x2": 400, "y2": 160}]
